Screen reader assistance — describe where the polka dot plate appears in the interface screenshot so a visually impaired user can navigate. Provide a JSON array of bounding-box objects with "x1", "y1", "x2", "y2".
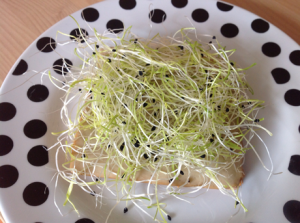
[{"x1": 1, "y1": 0, "x2": 300, "y2": 222}]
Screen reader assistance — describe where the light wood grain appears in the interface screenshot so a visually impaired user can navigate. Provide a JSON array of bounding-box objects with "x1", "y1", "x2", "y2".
[{"x1": 0, "y1": 0, "x2": 299, "y2": 222}]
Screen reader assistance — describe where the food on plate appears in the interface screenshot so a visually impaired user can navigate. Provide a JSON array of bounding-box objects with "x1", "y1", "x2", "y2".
[{"x1": 50, "y1": 25, "x2": 271, "y2": 222}]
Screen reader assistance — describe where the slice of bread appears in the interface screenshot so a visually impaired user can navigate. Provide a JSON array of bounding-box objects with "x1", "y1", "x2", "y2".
[{"x1": 68, "y1": 42, "x2": 245, "y2": 189}]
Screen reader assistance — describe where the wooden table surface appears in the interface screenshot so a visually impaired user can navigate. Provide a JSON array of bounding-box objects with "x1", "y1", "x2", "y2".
[{"x1": 0, "y1": 0, "x2": 299, "y2": 222}]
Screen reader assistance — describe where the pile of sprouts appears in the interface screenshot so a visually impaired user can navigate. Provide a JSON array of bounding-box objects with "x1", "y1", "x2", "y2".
[{"x1": 50, "y1": 22, "x2": 274, "y2": 222}]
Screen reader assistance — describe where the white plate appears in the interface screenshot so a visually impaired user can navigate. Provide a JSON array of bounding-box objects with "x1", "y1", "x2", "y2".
[{"x1": 1, "y1": 0, "x2": 300, "y2": 222}]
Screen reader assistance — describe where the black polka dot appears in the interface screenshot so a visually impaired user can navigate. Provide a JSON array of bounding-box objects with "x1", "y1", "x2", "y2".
[
  {"x1": 299, "y1": 125, "x2": 300, "y2": 133},
  {"x1": 251, "y1": 18, "x2": 270, "y2": 33},
  {"x1": 24, "y1": 120, "x2": 47, "y2": 139},
  {"x1": 149, "y1": 9, "x2": 167, "y2": 24},
  {"x1": 262, "y1": 42, "x2": 281, "y2": 57},
  {"x1": 290, "y1": 50, "x2": 300, "y2": 66},
  {"x1": 75, "y1": 218, "x2": 95, "y2": 223},
  {"x1": 284, "y1": 89, "x2": 300, "y2": 106},
  {"x1": 171, "y1": 0, "x2": 188, "y2": 8},
  {"x1": 23, "y1": 182, "x2": 49, "y2": 206},
  {"x1": 36, "y1": 37, "x2": 56, "y2": 53},
  {"x1": 288, "y1": 155, "x2": 300, "y2": 175},
  {"x1": 12, "y1": 59, "x2": 28, "y2": 75},
  {"x1": 192, "y1": 9, "x2": 209, "y2": 22},
  {"x1": 191, "y1": 9, "x2": 209, "y2": 23},
  {"x1": 81, "y1": 8, "x2": 99, "y2": 22},
  {"x1": 27, "y1": 85, "x2": 49, "y2": 102},
  {"x1": 271, "y1": 68, "x2": 290, "y2": 84},
  {"x1": 216, "y1": 2, "x2": 234, "y2": 11},
  {"x1": 220, "y1": 23, "x2": 239, "y2": 38},
  {"x1": 0, "y1": 135, "x2": 13, "y2": 156},
  {"x1": 106, "y1": 19, "x2": 124, "y2": 34},
  {"x1": 53, "y1": 58, "x2": 73, "y2": 75},
  {"x1": 283, "y1": 200, "x2": 300, "y2": 223},
  {"x1": 27, "y1": 145, "x2": 49, "y2": 167},
  {"x1": 0, "y1": 102, "x2": 16, "y2": 121},
  {"x1": 0, "y1": 165, "x2": 18, "y2": 188},
  {"x1": 70, "y1": 28, "x2": 89, "y2": 43},
  {"x1": 119, "y1": 0, "x2": 136, "y2": 10}
]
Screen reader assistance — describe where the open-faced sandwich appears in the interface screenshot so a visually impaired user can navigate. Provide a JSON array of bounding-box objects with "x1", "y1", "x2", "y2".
[{"x1": 51, "y1": 27, "x2": 271, "y2": 221}]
